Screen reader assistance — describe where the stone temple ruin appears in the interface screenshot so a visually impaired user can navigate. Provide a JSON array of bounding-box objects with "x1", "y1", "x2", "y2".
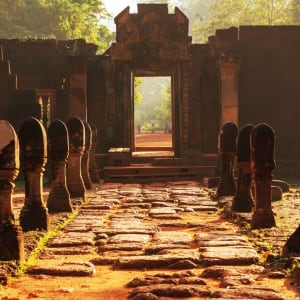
[
  {"x1": 1, "y1": 4, "x2": 300, "y2": 178},
  {"x1": 0, "y1": 3, "x2": 300, "y2": 297}
]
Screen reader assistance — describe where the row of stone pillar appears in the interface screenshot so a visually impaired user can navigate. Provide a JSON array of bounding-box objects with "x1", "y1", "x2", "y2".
[
  {"x1": 216, "y1": 122, "x2": 276, "y2": 229},
  {"x1": 0, "y1": 116, "x2": 100, "y2": 261}
]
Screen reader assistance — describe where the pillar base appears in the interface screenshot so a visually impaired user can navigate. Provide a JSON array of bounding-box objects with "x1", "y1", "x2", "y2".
[
  {"x1": 0, "y1": 223, "x2": 24, "y2": 262},
  {"x1": 231, "y1": 193, "x2": 253, "y2": 212},
  {"x1": 47, "y1": 188, "x2": 73, "y2": 213},
  {"x1": 20, "y1": 204, "x2": 49, "y2": 231},
  {"x1": 217, "y1": 179, "x2": 236, "y2": 198},
  {"x1": 251, "y1": 211, "x2": 276, "y2": 229}
]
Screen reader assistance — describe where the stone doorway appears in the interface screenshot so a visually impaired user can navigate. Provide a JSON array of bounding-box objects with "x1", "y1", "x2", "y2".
[{"x1": 133, "y1": 75, "x2": 173, "y2": 155}]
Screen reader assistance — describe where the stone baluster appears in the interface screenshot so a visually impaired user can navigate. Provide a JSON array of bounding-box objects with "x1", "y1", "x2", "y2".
[
  {"x1": 0, "y1": 120, "x2": 24, "y2": 261},
  {"x1": 89, "y1": 123, "x2": 100, "y2": 184},
  {"x1": 47, "y1": 119, "x2": 73, "y2": 213},
  {"x1": 19, "y1": 117, "x2": 49, "y2": 231},
  {"x1": 66, "y1": 117, "x2": 86, "y2": 200},
  {"x1": 250, "y1": 123, "x2": 276, "y2": 229},
  {"x1": 231, "y1": 124, "x2": 254, "y2": 212},
  {"x1": 216, "y1": 121, "x2": 238, "y2": 198},
  {"x1": 81, "y1": 122, "x2": 93, "y2": 190}
]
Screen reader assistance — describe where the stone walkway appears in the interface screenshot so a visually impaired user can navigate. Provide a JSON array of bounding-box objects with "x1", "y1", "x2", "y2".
[{"x1": 2, "y1": 181, "x2": 300, "y2": 299}]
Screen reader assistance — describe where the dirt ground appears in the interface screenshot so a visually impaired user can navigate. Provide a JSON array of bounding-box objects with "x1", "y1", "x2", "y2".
[{"x1": 135, "y1": 132, "x2": 172, "y2": 147}]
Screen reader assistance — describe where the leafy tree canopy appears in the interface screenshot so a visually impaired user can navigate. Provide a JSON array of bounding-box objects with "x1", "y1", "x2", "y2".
[{"x1": 0, "y1": 0, "x2": 113, "y2": 53}]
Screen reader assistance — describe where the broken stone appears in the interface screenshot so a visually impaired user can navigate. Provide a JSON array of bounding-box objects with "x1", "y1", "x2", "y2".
[
  {"x1": 116, "y1": 249, "x2": 200, "y2": 269},
  {"x1": 212, "y1": 286, "x2": 284, "y2": 300},
  {"x1": 129, "y1": 284, "x2": 211, "y2": 298}
]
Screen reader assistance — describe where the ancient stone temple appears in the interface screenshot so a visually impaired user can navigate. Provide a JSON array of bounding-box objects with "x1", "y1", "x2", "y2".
[{"x1": 1, "y1": 4, "x2": 300, "y2": 178}]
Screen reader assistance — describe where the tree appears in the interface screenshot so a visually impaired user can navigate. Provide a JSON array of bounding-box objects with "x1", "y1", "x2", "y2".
[
  {"x1": 289, "y1": 0, "x2": 300, "y2": 24},
  {"x1": 0, "y1": 0, "x2": 112, "y2": 53},
  {"x1": 193, "y1": 0, "x2": 292, "y2": 43}
]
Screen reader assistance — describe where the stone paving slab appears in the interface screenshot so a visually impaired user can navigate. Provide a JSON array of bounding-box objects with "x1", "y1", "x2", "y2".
[
  {"x1": 98, "y1": 242, "x2": 146, "y2": 252},
  {"x1": 40, "y1": 246, "x2": 95, "y2": 257},
  {"x1": 152, "y1": 231, "x2": 193, "y2": 245},
  {"x1": 108, "y1": 234, "x2": 150, "y2": 244},
  {"x1": 128, "y1": 283, "x2": 211, "y2": 298},
  {"x1": 47, "y1": 232, "x2": 95, "y2": 247},
  {"x1": 26, "y1": 262, "x2": 96, "y2": 277},
  {"x1": 116, "y1": 249, "x2": 200, "y2": 269},
  {"x1": 200, "y1": 265, "x2": 265, "y2": 278},
  {"x1": 200, "y1": 246, "x2": 259, "y2": 266}
]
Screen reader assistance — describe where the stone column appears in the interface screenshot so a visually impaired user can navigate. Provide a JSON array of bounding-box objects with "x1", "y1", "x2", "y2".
[
  {"x1": 19, "y1": 117, "x2": 49, "y2": 231},
  {"x1": 81, "y1": 122, "x2": 93, "y2": 190},
  {"x1": 216, "y1": 121, "x2": 238, "y2": 198},
  {"x1": 66, "y1": 117, "x2": 86, "y2": 200},
  {"x1": 231, "y1": 124, "x2": 254, "y2": 212},
  {"x1": 89, "y1": 123, "x2": 100, "y2": 184},
  {"x1": 47, "y1": 120, "x2": 73, "y2": 213},
  {"x1": 0, "y1": 120, "x2": 24, "y2": 262},
  {"x1": 250, "y1": 123, "x2": 276, "y2": 229}
]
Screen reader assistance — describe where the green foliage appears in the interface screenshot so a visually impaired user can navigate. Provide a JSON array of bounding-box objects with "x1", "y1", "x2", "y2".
[
  {"x1": 0, "y1": 0, "x2": 112, "y2": 53},
  {"x1": 134, "y1": 77, "x2": 144, "y2": 105},
  {"x1": 134, "y1": 77, "x2": 172, "y2": 132},
  {"x1": 193, "y1": 0, "x2": 293, "y2": 43}
]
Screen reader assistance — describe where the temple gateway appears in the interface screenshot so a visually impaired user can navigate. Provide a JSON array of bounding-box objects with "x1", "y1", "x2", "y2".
[{"x1": 1, "y1": 4, "x2": 300, "y2": 178}]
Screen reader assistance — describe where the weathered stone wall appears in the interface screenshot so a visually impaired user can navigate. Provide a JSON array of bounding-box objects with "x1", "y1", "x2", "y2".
[
  {"x1": 0, "y1": 39, "x2": 97, "y2": 124},
  {"x1": 237, "y1": 26, "x2": 300, "y2": 176}
]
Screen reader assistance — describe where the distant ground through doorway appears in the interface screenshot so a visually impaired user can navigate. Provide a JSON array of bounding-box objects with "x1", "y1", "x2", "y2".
[{"x1": 134, "y1": 131, "x2": 173, "y2": 157}]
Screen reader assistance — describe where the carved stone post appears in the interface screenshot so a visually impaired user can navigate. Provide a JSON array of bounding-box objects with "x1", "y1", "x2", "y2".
[
  {"x1": 47, "y1": 120, "x2": 73, "y2": 213},
  {"x1": 89, "y1": 123, "x2": 100, "y2": 184},
  {"x1": 0, "y1": 120, "x2": 24, "y2": 262},
  {"x1": 283, "y1": 225, "x2": 300, "y2": 254},
  {"x1": 66, "y1": 117, "x2": 86, "y2": 200},
  {"x1": 250, "y1": 123, "x2": 276, "y2": 229},
  {"x1": 216, "y1": 122, "x2": 238, "y2": 198},
  {"x1": 19, "y1": 117, "x2": 49, "y2": 231},
  {"x1": 81, "y1": 122, "x2": 93, "y2": 190},
  {"x1": 231, "y1": 124, "x2": 254, "y2": 212}
]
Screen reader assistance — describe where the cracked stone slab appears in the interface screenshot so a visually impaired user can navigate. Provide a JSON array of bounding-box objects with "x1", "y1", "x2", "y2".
[
  {"x1": 94, "y1": 228, "x2": 157, "y2": 236},
  {"x1": 108, "y1": 234, "x2": 150, "y2": 244},
  {"x1": 121, "y1": 203, "x2": 152, "y2": 209},
  {"x1": 145, "y1": 244, "x2": 190, "y2": 254},
  {"x1": 201, "y1": 265, "x2": 265, "y2": 278},
  {"x1": 26, "y1": 262, "x2": 96, "y2": 277},
  {"x1": 40, "y1": 246, "x2": 95, "y2": 256},
  {"x1": 47, "y1": 232, "x2": 95, "y2": 247},
  {"x1": 195, "y1": 232, "x2": 248, "y2": 243},
  {"x1": 116, "y1": 249, "x2": 200, "y2": 269},
  {"x1": 200, "y1": 246, "x2": 259, "y2": 266},
  {"x1": 182, "y1": 205, "x2": 218, "y2": 212},
  {"x1": 98, "y1": 242, "x2": 146, "y2": 252},
  {"x1": 127, "y1": 271, "x2": 207, "y2": 287},
  {"x1": 212, "y1": 287, "x2": 284, "y2": 300},
  {"x1": 129, "y1": 284, "x2": 211, "y2": 298},
  {"x1": 149, "y1": 208, "x2": 177, "y2": 216},
  {"x1": 152, "y1": 231, "x2": 193, "y2": 245}
]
